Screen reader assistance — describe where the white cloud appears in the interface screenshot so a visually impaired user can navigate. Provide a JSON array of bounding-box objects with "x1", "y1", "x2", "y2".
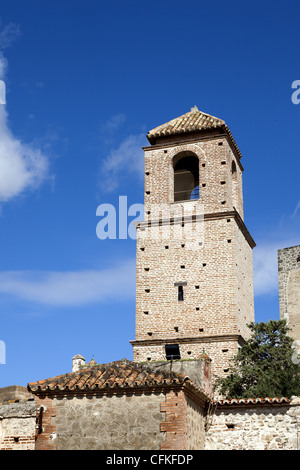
[
  {"x1": 292, "y1": 200, "x2": 300, "y2": 218},
  {"x1": 253, "y1": 237, "x2": 300, "y2": 297},
  {"x1": 0, "y1": 259, "x2": 136, "y2": 307},
  {"x1": 0, "y1": 21, "x2": 20, "y2": 50},
  {"x1": 0, "y1": 53, "x2": 49, "y2": 203},
  {"x1": 100, "y1": 113, "x2": 126, "y2": 135},
  {"x1": 253, "y1": 201, "x2": 300, "y2": 297},
  {"x1": 253, "y1": 243, "x2": 279, "y2": 296},
  {"x1": 99, "y1": 133, "x2": 146, "y2": 193}
]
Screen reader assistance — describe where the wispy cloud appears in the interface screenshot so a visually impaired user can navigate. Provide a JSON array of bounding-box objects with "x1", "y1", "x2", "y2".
[
  {"x1": 0, "y1": 21, "x2": 20, "y2": 50},
  {"x1": 253, "y1": 242, "x2": 281, "y2": 296},
  {"x1": 292, "y1": 200, "x2": 300, "y2": 218},
  {"x1": 253, "y1": 200, "x2": 300, "y2": 297},
  {"x1": 100, "y1": 113, "x2": 126, "y2": 136},
  {"x1": 0, "y1": 259, "x2": 136, "y2": 307},
  {"x1": 99, "y1": 132, "x2": 145, "y2": 193},
  {"x1": 0, "y1": 24, "x2": 49, "y2": 204}
]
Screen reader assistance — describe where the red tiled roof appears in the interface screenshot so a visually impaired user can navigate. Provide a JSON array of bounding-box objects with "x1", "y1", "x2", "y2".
[
  {"x1": 147, "y1": 106, "x2": 225, "y2": 138},
  {"x1": 27, "y1": 359, "x2": 192, "y2": 394},
  {"x1": 147, "y1": 106, "x2": 242, "y2": 159},
  {"x1": 215, "y1": 397, "x2": 291, "y2": 406}
]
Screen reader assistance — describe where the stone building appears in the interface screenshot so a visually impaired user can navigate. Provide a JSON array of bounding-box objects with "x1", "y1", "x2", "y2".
[
  {"x1": 205, "y1": 396, "x2": 300, "y2": 450},
  {"x1": 27, "y1": 357, "x2": 210, "y2": 450},
  {"x1": 131, "y1": 106, "x2": 255, "y2": 380},
  {"x1": 0, "y1": 386, "x2": 36, "y2": 450},
  {"x1": 278, "y1": 245, "x2": 300, "y2": 348}
]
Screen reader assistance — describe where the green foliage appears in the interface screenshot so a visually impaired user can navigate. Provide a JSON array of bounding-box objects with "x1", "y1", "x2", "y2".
[{"x1": 215, "y1": 320, "x2": 300, "y2": 399}]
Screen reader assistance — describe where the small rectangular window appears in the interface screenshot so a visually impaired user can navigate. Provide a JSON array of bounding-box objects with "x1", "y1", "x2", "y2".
[
  {"x1": 165, "y1": 344, "x2": 181, "y2": 360},
  {"x1": 178, "y1": 285, "x2": 184, "y2": 301}
]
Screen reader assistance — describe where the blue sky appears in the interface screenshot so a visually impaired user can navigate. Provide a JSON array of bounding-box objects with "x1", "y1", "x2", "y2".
[{"x1": 0, "y1": 0, "x2": 299, "y2": 387}]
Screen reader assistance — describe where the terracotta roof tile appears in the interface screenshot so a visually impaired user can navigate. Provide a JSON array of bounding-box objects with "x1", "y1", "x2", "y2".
[
  {"x1": 147, "y1": 106, "x2": 242, "y2": 159},
  {"x1": 27, "y1": 359, "x2": 191, "y2": 394},
  {"x1": 215, "y1": 397, "x2": 291, "y2": 406},
  {"x1": 147, "y1": 106, "x2": 225, "y2": 140}
]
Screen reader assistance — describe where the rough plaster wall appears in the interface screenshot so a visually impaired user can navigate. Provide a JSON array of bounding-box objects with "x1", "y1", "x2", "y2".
[
  {"x1": 205, "y1": 400, "x2": 300, "y2": 450},
  {"x1": 53, "y1": 392, "x2": 165, "y2": 450}
]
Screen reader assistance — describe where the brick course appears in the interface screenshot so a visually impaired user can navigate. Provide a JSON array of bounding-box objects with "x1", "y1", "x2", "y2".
[{"x1": 34, "y1": 396, "x2": 56, "y2": 450}]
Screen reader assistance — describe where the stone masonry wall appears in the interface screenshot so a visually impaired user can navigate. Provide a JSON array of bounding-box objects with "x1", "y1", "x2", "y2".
[
  {"x1": 278, "y1": 245, "x2": 300, "y2": 346},
  {"x1": 34, "y1": 386, "x2": 207, "y2": 451},
  {"x1": 47, "y1": 392, "x2": 166, "y2": 450},
  {"x1": 0, "y1": 401, "x2": 36, "y2": 450},
  {"x1": 205, "y1": 398, "x2": 300, "y2": 450}
]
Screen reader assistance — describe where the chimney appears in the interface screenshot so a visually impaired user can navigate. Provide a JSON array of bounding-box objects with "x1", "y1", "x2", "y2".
[{"x1": 72, "y1": 354, "x2": 85, "y2": 372}]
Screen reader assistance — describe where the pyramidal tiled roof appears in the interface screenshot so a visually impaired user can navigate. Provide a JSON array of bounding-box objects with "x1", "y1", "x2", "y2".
[
  {"x1": 27, "y1": 359, "x2": 191, "y2": 394},
  {"x1": 147, "y1": 106, "x2": 242, "y2": 159}
]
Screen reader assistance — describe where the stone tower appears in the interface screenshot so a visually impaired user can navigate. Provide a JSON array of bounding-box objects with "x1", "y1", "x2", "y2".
[
  {"x1": 130, "y1": 106, "x2": 255, "y2": 380},
  {"x1": 278, "y1": 245, "x2": 300, "y2": 348}
]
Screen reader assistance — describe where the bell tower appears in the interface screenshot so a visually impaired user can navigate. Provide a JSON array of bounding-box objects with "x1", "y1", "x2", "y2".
[{"x1": 130, "y1": 106, "x2": 255, "y2": 380}]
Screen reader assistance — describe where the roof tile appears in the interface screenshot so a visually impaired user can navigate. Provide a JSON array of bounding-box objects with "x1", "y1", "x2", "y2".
[
  {"x1": 27, "y1": 359, "x2": 189, "y2": 394},
  {"x1": 147, "y1": 106, "x2": 242, "y2": 159},
  {"x1": 215, "y1": 397, "x2": 291, "y2": 406},
  {"x1": 147, "y1": 106, "x2": 225, "y2": 141}
]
